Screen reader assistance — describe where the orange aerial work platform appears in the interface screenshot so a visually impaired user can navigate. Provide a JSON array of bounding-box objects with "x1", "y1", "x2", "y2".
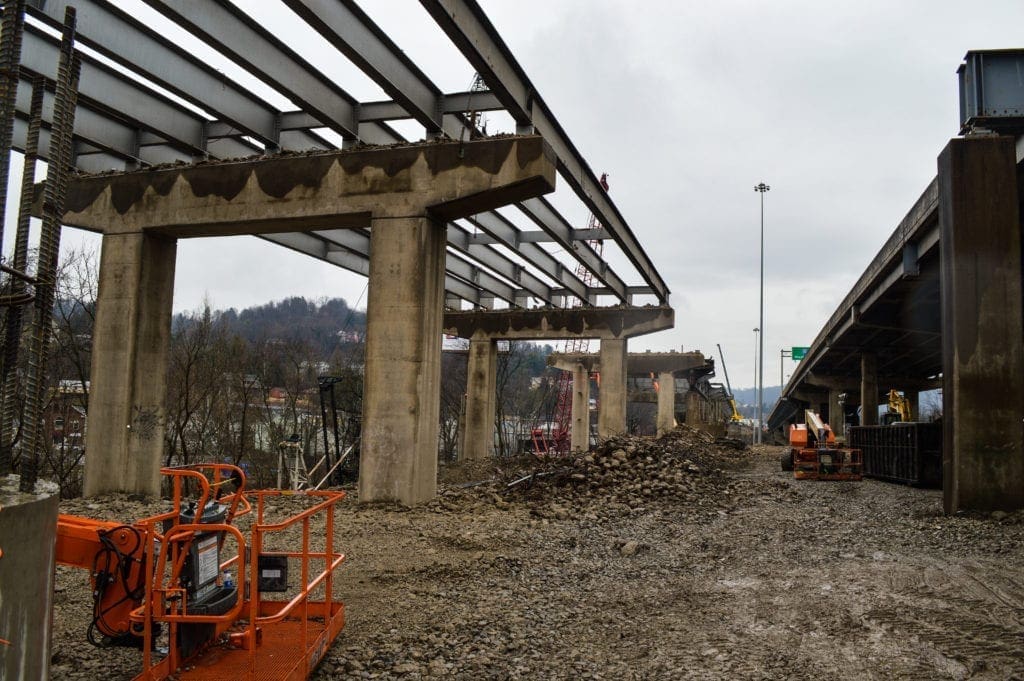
[
  {"x1": 54, "y1": 464, "x2": 347, "y2": 681},
  {"x1": 785, "y1": 411, "x2": 863, "y2": 481}
]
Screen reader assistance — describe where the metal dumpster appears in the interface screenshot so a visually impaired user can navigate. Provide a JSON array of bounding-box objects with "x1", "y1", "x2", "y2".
[{"x1": 848, "y1": 422, "x2": 942, "y2": 487}]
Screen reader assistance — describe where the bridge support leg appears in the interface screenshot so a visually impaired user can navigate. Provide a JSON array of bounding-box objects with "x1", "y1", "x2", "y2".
[
  {"x1": 938, "y1": 136, "x2": 1024, "y2": 513},
  {"x1": 360, "y1": 216, "x2": 445, "y2": 504},
  {"x1": 860, "y1": 353, "x2": 878, "y2": 426},
  {"x1": 598, "y1": 338, "x2": 627, "y2": 439},
  {"x1": 84, "y1": 232, "x2": 176, "y2": 497},
  {"x1": 906, "y1": 391, "x2": 920, "y2": 422},
  {"x1": 460, "y1": 338, "x2": 496, "y2": 461},
  {"x1": 828, "y1": 390, "x2": 844, "y2": 438},
  {"x1": 656, "y1": 371, "x2": 675, "y2": 436},
  {"x1": 571, "y1": 363, "x2": 591, "y2": 451}
]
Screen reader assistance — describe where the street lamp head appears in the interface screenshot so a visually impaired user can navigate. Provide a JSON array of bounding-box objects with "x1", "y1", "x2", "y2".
[{"x1": 754, "y1": 182, "x2": 770, "y2": 193}]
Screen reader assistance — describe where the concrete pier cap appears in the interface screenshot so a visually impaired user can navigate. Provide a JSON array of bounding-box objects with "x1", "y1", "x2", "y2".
[
  {"x1": 0, "y1": 476, "x2": 60, "y2": 680},
  {"x1": 444, "y1": 305, "x2": 676, "y2": 448}
]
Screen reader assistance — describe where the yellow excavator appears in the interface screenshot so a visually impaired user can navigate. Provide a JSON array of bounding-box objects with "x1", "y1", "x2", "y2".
[{"x1": 882, "y1": 389, "x2": 912, "y2": 425}]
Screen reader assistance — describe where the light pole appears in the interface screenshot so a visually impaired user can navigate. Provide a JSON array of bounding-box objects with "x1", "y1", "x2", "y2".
[
  {"x1": 754, "y1": 182, "x2": 769, "y2": 444},
  {"x1": 780, "y1": 348, "x2": 792, "y2": 390},
  {"x1": 752, "y1": 327, "x2": 759, "y2": 445}
]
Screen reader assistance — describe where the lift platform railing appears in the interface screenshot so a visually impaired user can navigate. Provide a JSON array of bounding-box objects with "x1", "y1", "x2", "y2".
[
  {"x1": 54, "y1": 463, "x2": 346, "y2": 681},
  {"x1": 134, "y1": 468, "x2": 345, "y2": 681}
]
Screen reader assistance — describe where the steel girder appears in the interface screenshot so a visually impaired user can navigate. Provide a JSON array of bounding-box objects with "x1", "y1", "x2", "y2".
[
  {"x1": 283, "y1": 0, "x2": 445, "y2": 136},
  {"x1": 10, "y1": 0, "x2": 667, "y2": 310},
  {"x1": 142, "y1": 0, "x2": 361, "y2": 142},
  {"x1": 420, "y1": 0, "x2": 670, "y2": 304}
]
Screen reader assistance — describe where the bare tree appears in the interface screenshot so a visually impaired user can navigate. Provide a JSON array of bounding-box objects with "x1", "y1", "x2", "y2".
[
  {"x1": 165, "y1": 302, "x2": 226, "y2": 466},
  {"x1": 438, "y1": 350, "x2": 467, "y2": 461},
  {"x1": 494, "y1": 342, "x2": 553, "y2": 457}
]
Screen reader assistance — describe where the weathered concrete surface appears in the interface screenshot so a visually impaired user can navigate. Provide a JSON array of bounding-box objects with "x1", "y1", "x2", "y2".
[
  {"x1": 938, "y1": 136, "x2": 1024, "y2": 513},
  {"x1": 860, "y1": 354, "x2": 878, "y2": 426},
  {"x1": 84, "y1": 232, "x2": 176, "y2": 497},
  {"x1": 460, "y1": 339, "x2": 497, "y2": 461},
  {"x1": 61, "y1": 137, "x2": 556, "y2": 236},
  {"x1": 0, "y1": 477, "x2": 59, "y2": 680},
  {"x1": 828, "y1": 390, "x2": 844, "y2": 436},
  {"x1": 571, "y1": 362, "x2": 591, "y2": 452},
  {"x1": 360, "y1": 216, "x2": 445, "y2": 505},
  {"x1": 443, "y1": 305, "x2": 673, "y2": 341},
  {"x1": 685, "y1": 391, "x2": 703, "y2": 427},
  {"x1": 598, "y1": 339, "x2": 627, "y2": 439},
  {"x1": 656, "y1": 371, "x2": 676, "y2": 436},
  {"x1": 906, "y1": 391, "x2": 920, "y2": 422}
]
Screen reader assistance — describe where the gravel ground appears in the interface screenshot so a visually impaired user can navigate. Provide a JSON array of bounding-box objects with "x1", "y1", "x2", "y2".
[{"x1": 52, "y1": 428, "x2": 1024, "y2": 679}]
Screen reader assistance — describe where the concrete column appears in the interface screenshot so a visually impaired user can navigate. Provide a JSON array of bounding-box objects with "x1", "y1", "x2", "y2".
[
  {"x1": 860, "y1": 353, "x2": 878, "y2": 426},
  {"x1": 460, "y1": 338, "x2": 497, "y2": 460},
  {"x1": 84, "y1": 232, "x2": 176, "y2": 497},
  {"x1": 938, "y1": 136, "x2": 1024, "y2": 513},
  {"x1": 656, "y1": 371, "x2": 675, "y2": 436},
  {"x1": 570, "y1": 363, "x2": 591, "y2": 452},
  {"x1": 685, "y1": 390, "x2": 703, "y2": 426},
  {"x1": 360, "y1": 215, "x2": 445, "y2": 504},
  {"x1": 828, "y1": 390, "x2": 844, "y2": 439},
  {"x1": 598, "y1": 338, "x2": 627, "y2": 439},
  {"x1": 0, "y1": 478, "x2": 58, "y2": 680},
  {"x1": 906, "y1": 391, "x2": 920, "y2": 422}
]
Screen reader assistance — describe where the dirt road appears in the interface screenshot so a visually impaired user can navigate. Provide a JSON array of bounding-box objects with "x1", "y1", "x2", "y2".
[{"x1": 52, "y1": 437, "x2": 1024, "y2": 679}]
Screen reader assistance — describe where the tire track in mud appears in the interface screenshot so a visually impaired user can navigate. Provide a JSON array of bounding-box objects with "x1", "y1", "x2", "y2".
[{"x1": 865, "y1": 559, "x2": 1024, "y2": 678}]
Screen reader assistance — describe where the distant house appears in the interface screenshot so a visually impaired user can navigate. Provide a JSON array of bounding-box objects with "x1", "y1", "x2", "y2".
[{"x1": 46, "y1": 380, "x2": 89, "y2": 452}]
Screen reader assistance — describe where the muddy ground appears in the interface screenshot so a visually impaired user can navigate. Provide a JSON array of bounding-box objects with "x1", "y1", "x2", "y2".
[{"x1": 52, "y1": 429, "x2": 1024, "y2": 679}]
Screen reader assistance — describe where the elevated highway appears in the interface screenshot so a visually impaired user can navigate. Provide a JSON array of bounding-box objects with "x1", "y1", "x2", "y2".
[{"x1": 770, "y1": 50, "x2": 1024, "y2": 512}]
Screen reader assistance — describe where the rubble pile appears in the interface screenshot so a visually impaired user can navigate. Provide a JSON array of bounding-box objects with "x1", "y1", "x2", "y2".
[{"x1": 485, "y1": 426, "x2": 749, "y2": 513}]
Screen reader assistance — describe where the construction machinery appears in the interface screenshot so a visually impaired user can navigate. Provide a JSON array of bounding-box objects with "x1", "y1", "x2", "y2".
[
  {"x1": 882, "y1": 389, "x2": 913, "y2": 425},
  {"x1": 716, "y1": 343, "x2": 743, "y2": 423},
  {"x1": 781, "y1": 410, "x2": 863, "y2": 481},
  {"x1": 55, "y1": 463, "x2": 346, "y2": 680}
]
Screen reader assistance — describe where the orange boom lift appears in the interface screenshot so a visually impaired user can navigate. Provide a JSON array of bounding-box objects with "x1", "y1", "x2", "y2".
[
  {"x1": 781, "y1": 410, "x2": 863, "y2": 481},
  {"x1": 55, "y1": 464, "x2": 346, "y2": 680}
]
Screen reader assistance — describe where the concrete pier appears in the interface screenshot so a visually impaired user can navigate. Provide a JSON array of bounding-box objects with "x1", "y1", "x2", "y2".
[
  {"x1": 360, "y1": 216, "x2": 446, "y2": 504},
  {"x1": 598, "y1": 339, "x2": 628, "y2": 439},
  {"x1": 460, "y1": 339, "x2": 497, "y2": 461},
  {"x1": 570, "y1": 361, "x2": 592, "y2": 452},
  {"x1": 656, "y1": 371, "x2": 675, "y2": 436},
  {"x1": 860, "y1": 353, "x2": 878, "y2": 426},
  {"x1": 938, "y1": 135, "x2": 1024, "y2": 513},
  {"x1": 84, "y1": 232, "x2": 176, "y2": 498},
  {"x1": 0, "y1": 478, "x2": 59, "y2": 680}
]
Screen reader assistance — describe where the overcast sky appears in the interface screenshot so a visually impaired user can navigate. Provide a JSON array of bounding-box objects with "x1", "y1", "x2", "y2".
[{"x1": 39, "y1": 0, "x2": 1024, "y2": 390}]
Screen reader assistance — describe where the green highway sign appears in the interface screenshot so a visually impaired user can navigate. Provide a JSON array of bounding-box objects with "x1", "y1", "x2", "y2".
[{"x1": 791, "y1": 346, "x2": 810, "y2": 361}]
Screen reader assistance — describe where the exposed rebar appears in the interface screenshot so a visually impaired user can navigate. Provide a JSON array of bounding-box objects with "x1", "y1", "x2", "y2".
[
  {"x1": 0, "y1": 0, "x2": 26, "y2": 251},
  {"x1": 19, "y1": 9, "x2": 78, "y2": 493},
  {"x1": 0, "y1": 77, "x2": 42, "y2": 476}
]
